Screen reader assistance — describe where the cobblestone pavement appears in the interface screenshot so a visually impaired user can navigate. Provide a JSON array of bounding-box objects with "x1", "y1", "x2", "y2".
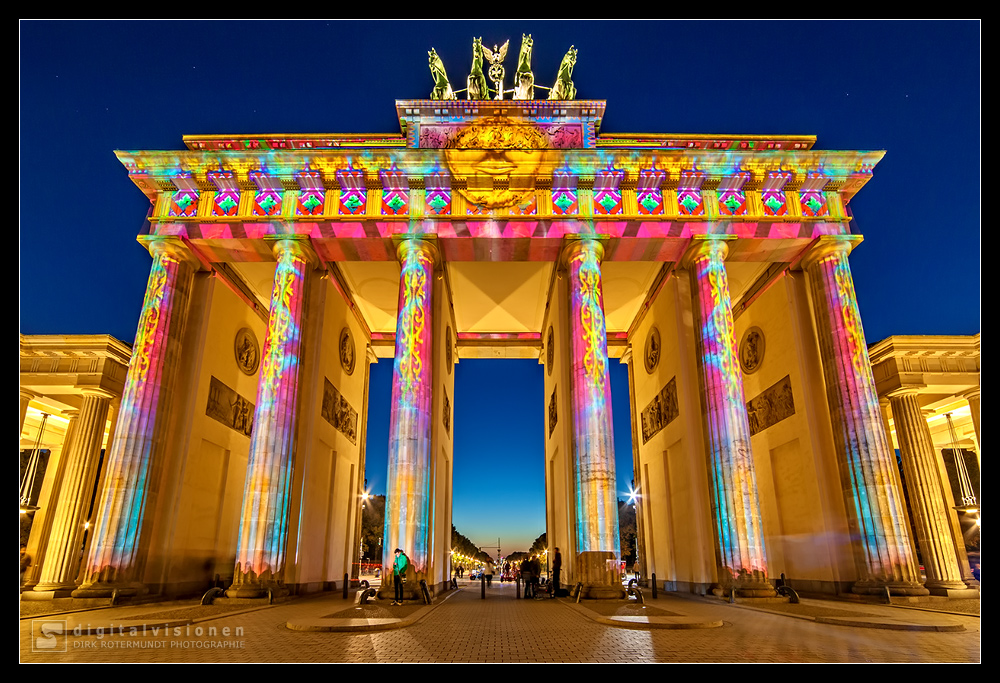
[{"x1": 20, "y1": 582, "x2": 980, "y2": 663}]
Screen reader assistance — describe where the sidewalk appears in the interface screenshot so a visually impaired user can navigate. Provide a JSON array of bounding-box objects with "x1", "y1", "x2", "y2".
[{"x1": 20, "y1": 581, "x2": 980, "y2": 663}]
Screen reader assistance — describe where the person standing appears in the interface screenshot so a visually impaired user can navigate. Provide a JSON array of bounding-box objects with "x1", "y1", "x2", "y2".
[
  {"x1": 391, "y1": 548, "x2": 408, "y2": 605},
  {"x1": 485, "y1": 558, "x2": 495, "y2": 587},
  {"x1": 551, "y1": 547, "x2": 562, "y2": 598}
]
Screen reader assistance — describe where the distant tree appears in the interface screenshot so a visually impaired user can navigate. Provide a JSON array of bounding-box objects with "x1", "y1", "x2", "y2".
[
  {"x1": 529, "y1": 532, "x2": 546, "y2": 556},
  {"x1": 361, "y1": 494, "x2": 385, "y2": 565},
  {"x1": 618, "y1": 499, "x2": 637, "y2": 566}
]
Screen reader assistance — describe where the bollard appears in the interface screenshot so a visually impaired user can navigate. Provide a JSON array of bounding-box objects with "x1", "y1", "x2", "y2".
[
  {"x1": 651, "y1": 573, "x2": 657, "y2": 599},
  {"x1": 481, "y1": 572, "x2": 486, "y2": 599},
  {"x1": 343, "y1": 573, "x2": 349, "y2": 599}
]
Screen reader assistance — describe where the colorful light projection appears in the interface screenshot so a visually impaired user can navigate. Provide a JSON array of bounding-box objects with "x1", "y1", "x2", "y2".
[
  {"x1": 636, "y1": 169, "x2": 665, "y2": 216},
  {"x1": 717, "y1": 171, "x2": 749, "y2": 217},
  {"x1": 229, "y1": 238, "x2": 315, "y2": 597},
  {"x1": 761, "y1": 170, "x2": 791, "y2": 217},
  {"x1": 677, "y1": 170, "x2": 706, "y2": 216},
  {"x1": 73, "y1": 239, "x2": 196, "y2": 597},
  {"x1": 383, "y1": 239, "x2": 435, "y2": 577},
  {"x1": 424, "y1": 173, "x2": 452, "y2": 216},
  {"x1": 381, "y1": 168, "x2": 410, "y2": 216},
  {"x1": 295, "y1": 169, "x2": 325, "y2": 216},
  {"x1": 168, "y1": 174, "x2": 199, "y2": 217},
  {"x1": 250, "y1": 171, "x2": 283, "y2": 217},
  {"x1": 337, "y1": 168, "x2": 367, "y2": 215},
  {"x1": 565, "y1": 240, "x2": 621, "y2": 558},
  {"x1": 208, "y1": 170, "x2": 240, "y2": 216},
  {"x1": 802, "y1": 238, "x2": 926, "y2": 595},
  {"x1": 592, "y1": 169, "x2": 624, "y2": 215},
  {"x1": 684, "y1": 237, "x2": 771, "y2": 594},
  {"x1": 799, "y1": 172, "x2": 829, "y2": 217}
]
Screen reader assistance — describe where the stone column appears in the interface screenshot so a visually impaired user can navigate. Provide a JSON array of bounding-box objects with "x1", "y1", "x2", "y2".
[
  {"x1": 800, "y1": 236, "x2": 926, "y2": 595},
  {"x1": 228, "y1": 237, "x2": 318, "y2": 598},
  {"x1": 683, "y1": 236, "x2": 773, "y2": 597},
  {"x1": 32, "y1": 389, "x2": 113, "y2": 596},
  {"x1": 887, "y1": 389, "x2": 967, "y2": 593},
  {"x1": 961, "y1": 388, "x2": 981, "y2": 464},
  {"x1": 22, "y1": 410, "x2": 78, "y2": 591},
  {"x1": 74, "y1": 238, "x2": 197, "y2": 598},
  {"x1": 564, "y1": 239, "x2": 623, "y2": 598},
  {"x1": 382, "y1": 239, "x2": 435, "y2": 595},
  {"x1": 20, "y1": 389, "x2": 37, "y2": 436}
]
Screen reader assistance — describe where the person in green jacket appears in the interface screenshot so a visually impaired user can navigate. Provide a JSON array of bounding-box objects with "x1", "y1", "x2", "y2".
[{"x1": 392, "y1": 548, "x2": 408, "y2": 605}]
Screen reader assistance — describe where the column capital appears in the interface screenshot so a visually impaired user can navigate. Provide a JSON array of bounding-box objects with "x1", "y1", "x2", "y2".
[
  {"x1": 79, "y1": 387, "x2": 117, "y2": 401},
  {"x1": 141, "y1": 236, "x2": 201, "y2": 269},
  {"x1": 796, "y1": 235, "x2": 863, "y2": 271},
  {"x1": 20, "y1": 388, "x2": 39, "y2": 402},
  {"x1": 886, "y1": 385, "x2": 926, "y2": 400},
  {"x1": 266, "y1": 235, "x2": 320, "y2": 268},
  {"x1": 679, "y1": 234, "x2": 734, "y2": 269},
  {"x1": 393, "y1": 235, "x2": 438, "y2": 266},
  {"x1": 961, "y1": 387, "x2": 981, "y2": 402},
  {"x1": 561, "y1": 236, "x2": 606, "y2": 266}
]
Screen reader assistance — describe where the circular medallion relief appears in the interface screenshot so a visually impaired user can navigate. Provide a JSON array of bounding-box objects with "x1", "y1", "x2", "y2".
[
  {"x1": 446, "y1": 327, "x2": 453, "y2": 373},
  {"x1": 339, "y1": 328, "x2": 356, "y2": 375},
  {"x1": 546, "y1": 326, "x2": 555, "y2": 375},
  {"x1": 644, "y1": 327, "x2": 661, "y2": 374},
  {"x1": 739, "y1": 326, "x2": 765, "y2": 375},
  {"x1": 234, "y1": 327, "x2": 260, "y2": 376}
]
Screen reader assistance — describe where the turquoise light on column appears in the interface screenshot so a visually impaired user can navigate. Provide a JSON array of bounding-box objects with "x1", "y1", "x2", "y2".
[
  {"x1": 565, "y1": 239, "x2": 621, "y2": 558},
  {"x1": 684, "y1": 237, "x2": 772, "y2": 595},
  {"x1": 801, "y1": 236, "x2": 926, "y2": 596},
  {"x1": 383, "y1": 239, "x2": 435, "y2": 577},
  {"x1": 229, "y1": 237, "x2": 316, "y2": 598},
  {"x1": 74, "y1": 239, "x2": 196, "y2": 597}
]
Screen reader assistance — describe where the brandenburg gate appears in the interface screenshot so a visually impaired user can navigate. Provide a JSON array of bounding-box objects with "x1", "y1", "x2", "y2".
[{"x1": 22, "y1": 37, "x2": 977, "y2": 603}]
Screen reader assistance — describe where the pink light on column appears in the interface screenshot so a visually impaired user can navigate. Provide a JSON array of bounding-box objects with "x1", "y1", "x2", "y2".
[
  {"x1": 684, "y1": 237, "x2": 772, "y2": 595},
  {"x1": 383, "y1": 239, "x2": 435, "y2": 577},
  {"x1": 229, "y1": 237, "x2": 316, "y2": 598},
  {"x1": 565, "y1": 239, "x2": 620, "y2": 557},
  {"x1": 802, "y1": 237, "x2": 926, "y2": 595},
  {"x1": 74, "y1": 239, "x2": 197, "y2": 597}
]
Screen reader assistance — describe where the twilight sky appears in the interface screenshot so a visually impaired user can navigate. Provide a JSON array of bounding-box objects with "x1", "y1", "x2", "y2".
[{"x1": 19, "y1": 20, "x2": 980, "y2": 555}]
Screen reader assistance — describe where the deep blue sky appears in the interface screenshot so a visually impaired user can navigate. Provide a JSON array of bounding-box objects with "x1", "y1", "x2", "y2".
[{"x1": 20, "y1": 20, "x2": 980, "y2": 554}]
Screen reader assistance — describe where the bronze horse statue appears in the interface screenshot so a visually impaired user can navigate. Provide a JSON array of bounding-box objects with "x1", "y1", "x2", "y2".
[{"x1": 467, "y1": 38, "x2": 490, "y2": 101}]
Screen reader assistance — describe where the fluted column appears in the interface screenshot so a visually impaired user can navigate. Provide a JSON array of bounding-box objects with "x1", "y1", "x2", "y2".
[
  {"x1": 801, "y1": 236, "x2": 926, "y2": 595},
  {"x1": 888, "y1": 389, "x2": 966, "y2": 591},
  {"x1": 683, "y1": 237, "x2": 772, "y2": 596},
  {"x1": 961, "y1": 388, "x2": 981, "y2": 464},
  {"x1": 228, "y1": 237, "x2": 318, "y2": 598},
  {"x1": 564, "y1": 239, "x2": 623, "y2": 597},
  {"x1": 33, "y1": 389, "x2": 113, "y2": 594},
  {"x1": 20, "y1": 389, "x2": 37, "y2": 436},
  {"x1": 382, "y1": 239, "x2": 435, "y2": 587},
  {"x1": 74, "y1": 238, "x2": 197, "y2": 597}
]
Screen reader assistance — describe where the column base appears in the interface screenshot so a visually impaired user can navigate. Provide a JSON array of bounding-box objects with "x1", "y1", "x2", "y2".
[
  {"x1": 576, "y1": 551, "x2": 626, "y2": 599},
  {"x1": 71, "y1": 581, "x2": 148, "y2": 599},
  {"x1": 851, "y1": 580, "x2": 930, "y2": 597},
  {"x1": 21, "y1": 587, "x2": 76, "y2": 600},
  {"x1": 926, "y1": 586, "x2": 980, "y2": 598}
]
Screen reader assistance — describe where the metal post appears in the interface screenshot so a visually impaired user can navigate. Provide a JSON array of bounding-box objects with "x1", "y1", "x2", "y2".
[{"x1": 651, "y1": 572, "x2": 657, "y2": 599}]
